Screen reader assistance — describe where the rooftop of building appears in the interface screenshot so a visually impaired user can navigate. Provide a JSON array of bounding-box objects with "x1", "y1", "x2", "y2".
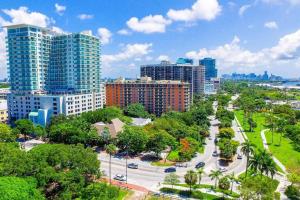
[
  {"x1": 141, "y1": 59, "x2": 204, "y2": 67},
  {"x1": 4, "y1": 23, "x2": 99, "y2": 38},
  {"x1": 108, "y1": 76, "x2": 190, "y2": 85}
]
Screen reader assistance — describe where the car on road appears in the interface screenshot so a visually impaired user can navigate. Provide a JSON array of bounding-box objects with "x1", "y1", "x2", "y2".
[
  {"x1": 175, "y1": 163, "x2": 188, "y2": 168},
  {"x1": 127, "y1": 163, "x2": 138, "y2": 169},
  {"x1": 212, "y1": 151, "x2": 218, "y2": 157},
  {"x1": 208, "y1": 136, "x2": 212, "y2": 140},
  {"x1": 113, "y1": 174, "x2": 126, "y2": 181},
  {"x1": 237, "y1": 154, "x2": 242, "y2": 159},
  {"x1": 214, "y1": 138, "x2": 218, "y2": 144},
  {"x1": 195, "y1": 162, "x2": 205, "y2": 169},
  {"x1": 219, "y1": 167, "x2": 227, "y2": 172},
  {"x1": 164, "y1": 167, "x2": 176, "y2": 173}
]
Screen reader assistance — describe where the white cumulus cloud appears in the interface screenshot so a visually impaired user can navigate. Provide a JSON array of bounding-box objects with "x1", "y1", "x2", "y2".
[
  {"x1": 97, "y1": 28, "x2": 112, "y2": 45},
  {"x1": 157, "y1": 55, "x2": 170, "y2": 61},
  {"x1": 117, "y1": 29, "x2": 131, "y2": 35},
  {"x1": 264, "y1": 21, "x2": 278, "y2": 29},
  {"x1": 167, "y1": 0, "x2": 221, "y2": 22},
  {"x1": 185, "y1": 29, "x2": 300, "y2": 76},
  {"x1": 55, "y1": 3, "x2": 66, "y2": 16},
  {"x1": 126, "y1": 15, "x2": 171, "y2": 34},
  {"x1": 78, "y1": 14, "x2": 94, "y2": 20},
  {"x1": 239, "y1": 4, "x2": 251, "y2": 16},
  {"x1": 261, "y1": 0, "x2": 300, "y2": 5},
  {"x1": 102, "y1": 43, "x2": 152, "y2": 63}
]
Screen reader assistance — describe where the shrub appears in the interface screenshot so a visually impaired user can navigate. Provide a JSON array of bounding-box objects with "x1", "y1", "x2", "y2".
[
  {"x1": 218, "y1": 177, "x2": 230, "y2": 190},
  {"x1": 285, "y1": 185, "x2": 300, "y2": 200}
]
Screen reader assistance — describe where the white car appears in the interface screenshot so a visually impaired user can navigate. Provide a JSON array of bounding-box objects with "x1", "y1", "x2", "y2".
[
  {"x1": 113, "y1": 174, "x2": 126, "y2": 181},
  {"x1": 219, "y1": 167, "x2": 227, "y2": 172}
]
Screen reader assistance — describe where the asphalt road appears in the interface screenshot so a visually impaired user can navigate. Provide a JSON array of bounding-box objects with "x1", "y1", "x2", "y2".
[{"x1": 98, "y1": 101, "x2": 247, "y2": 192}]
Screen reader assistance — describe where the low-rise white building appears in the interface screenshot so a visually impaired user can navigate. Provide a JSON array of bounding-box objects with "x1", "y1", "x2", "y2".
[{"x1": 8, "y1": 92, "x2": 103, "y2": 126}]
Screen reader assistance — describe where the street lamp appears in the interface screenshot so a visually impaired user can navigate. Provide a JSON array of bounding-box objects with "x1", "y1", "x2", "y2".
[{"x1": 124, "y1": 145, "x2": 128, "y2": 185}]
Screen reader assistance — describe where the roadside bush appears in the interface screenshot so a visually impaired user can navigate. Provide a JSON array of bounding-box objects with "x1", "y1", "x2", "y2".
[
  {"x1": 285, "y1": 185, "x2": 300, "y2": 200},
  {"x1": 218, "y1": 177, "x2": 230, "y2": 190},
  {"x1": 218, "y1": 128, "x2": 235, "y2": 139}
]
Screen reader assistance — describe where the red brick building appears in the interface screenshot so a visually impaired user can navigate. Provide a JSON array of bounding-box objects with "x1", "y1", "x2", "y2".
[{"x1": 106, "y1": 77, "x2": 191, "y2": 116}]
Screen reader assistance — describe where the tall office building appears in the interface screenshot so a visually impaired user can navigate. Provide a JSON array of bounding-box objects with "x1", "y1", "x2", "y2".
[
  {"x1": 199, "y1": 58, "x2": 217, "y2": 80},
  {"x1": 106, "y1": 77, "x2": 191, "y2": 116},
  {"x1": 140, "y1": 59, "x2": 205, "y2": 97},
  {"x1": 5, "y1": 24, "x2": 103, "y2": 126}
]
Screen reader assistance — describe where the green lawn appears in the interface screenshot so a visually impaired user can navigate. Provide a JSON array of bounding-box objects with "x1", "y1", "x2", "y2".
[
  {"x1": 151, "y1": 161, "x2": 174, "y2": 167},
  {"x1": 117, "y1": 189, "x2": 131, "y2": 200},
  {"x1": 265, "y1": 131, "x2": 300, "y2": 170},
  {"x1": 234, "y1": 110, "x2": 266, "y2": 151},
  {"x1": 167, "y1": 150, "x2": 179, "y2": 161}
]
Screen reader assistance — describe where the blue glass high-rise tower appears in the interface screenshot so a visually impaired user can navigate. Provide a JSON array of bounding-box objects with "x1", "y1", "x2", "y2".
[{"x1": 199, "y1": 58, "x2": 217, "y2": 80}]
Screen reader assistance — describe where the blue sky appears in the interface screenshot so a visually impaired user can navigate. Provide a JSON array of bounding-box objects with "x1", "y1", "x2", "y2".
[{"x1": 1, "y1": 0, "x2": 300, "y2": 79}]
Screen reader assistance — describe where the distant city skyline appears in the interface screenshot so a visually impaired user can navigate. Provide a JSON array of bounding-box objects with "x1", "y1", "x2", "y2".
[{"x1": 1, "y1": 0, "x2": 300, "y2": 79}]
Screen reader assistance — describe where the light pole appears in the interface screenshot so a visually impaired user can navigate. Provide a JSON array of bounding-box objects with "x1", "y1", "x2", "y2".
[{"x1": 125, "y1": 145, "x2": 128, "y2": 185}]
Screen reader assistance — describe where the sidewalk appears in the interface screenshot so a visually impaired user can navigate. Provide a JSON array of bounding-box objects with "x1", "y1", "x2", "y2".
[{"x1": 260, "y1": 129, "x2": 290, "y2": 200}]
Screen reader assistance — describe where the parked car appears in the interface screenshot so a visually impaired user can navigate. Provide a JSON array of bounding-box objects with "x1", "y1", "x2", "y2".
[
  {"x1": 219, "y1": 167, "x2": 227, "y2": 172},
  {"x1": 212, "y1": 151, "x2": 218, "y2": 157},
  {"x1": 195, "y1": 162, "x2": 205, "y2": 169},
  {"x1": 165, "y1": 167, "x2": 176, "y2": 173},
  {"x1": 128, "y1": 163, "x2": 138, "y2": 169},
  {"x1": 113, "y1": 174, "x2": 126, "y2": 181},
  {"x1": 237, "y1": 154, "x2": 242, "y2": 159},
  {"x1": 208, "y1": 136, "x2": 212, "y2": 140}
]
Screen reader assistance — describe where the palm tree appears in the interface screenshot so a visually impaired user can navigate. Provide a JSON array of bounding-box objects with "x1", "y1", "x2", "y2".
[
  {"x1": 249, "y1": 150, "x2": 277, "y2": 179},
  {"x1": 209, "y1": 170, "x2": 223, "y2": 189},
  {"x1": 249, "y1": 151, "x2": 263, "y2": 177},
  {"x1": 105, "y1": 144, "x2": 117, "y2": 184},
  {"x1": 227, "y1": 172, "x2": 236, "y2": 194},
  {"x1": 265, "y1": 114, "x2": 276, "y2": 143},
  {"x1": 241, "y1": 140, "x2": 256, "y2": 177},
  {"x1": 184, "y1": 170, "x2": 198, "y2": 194},
  {"x1": 197, "y1": 168, "x2": 204, "y2": 185}
]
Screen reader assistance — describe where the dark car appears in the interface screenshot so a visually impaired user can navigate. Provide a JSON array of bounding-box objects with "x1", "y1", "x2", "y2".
[
  {"x1": 127, "y1": 163, "x2": 138, "y2": 169},
  {"x1": 164, "y1": 167, "x2": 176, "y2": 173},
  {"x1": 212, "y1": 151, "x2": 218, "y2": 157},
  {"x1": 237, "y1": 154, "x2": 242, "y2": 159},
  {"x1": 195, "y1": 162, "x2": 205, "y2": 169},
  {"x1": 214, "y1": 138, "x2": 218, "y2": 144}
]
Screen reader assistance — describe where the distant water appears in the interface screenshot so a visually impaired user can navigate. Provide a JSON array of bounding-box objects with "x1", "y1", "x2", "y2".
[{"x1": 281, "y1": 81, "x2": 300, "y2": 86}]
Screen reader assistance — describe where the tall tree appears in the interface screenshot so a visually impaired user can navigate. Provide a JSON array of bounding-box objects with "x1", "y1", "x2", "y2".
[
  {"x1": 241, "y1": 140, "x2": 256, "y2": 177},
  {"x1": 184, "y1": 170, "x2": 197, "y2": 194},
  {"x1": 209, "y1": 170, "x2": 223, "y2": 189},
  {"x1": 197, "y1": 168, "x2": 204, "y2": 185},
  {"x1": 15, "y1": 119, "x2": 34, "y2": 141},
  {"x1": 164, "y1": 173, "x2": 180, "y2": 188},
  {"x1": 0, "y1": 123, "x2": 15, "y2": 142},
  {"x1": 105, "y1": 144, "x2": 117, "y2": 185},
  {"x1": 227, "y1": 172, "x2": 236, "y2": 194}
]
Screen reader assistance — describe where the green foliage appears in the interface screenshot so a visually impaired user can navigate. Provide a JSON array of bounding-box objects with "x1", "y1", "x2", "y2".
[
  {"x1": 218, "y1": 138, "x2": 239, "y2": 160},
  {"x1": 0, "y1": 143, "x2": 101, "y2": 199},
  {"x1": 0, "y1": 123, "x2": 15, "y2": 142},
  {"x1": 184, "y1": 170, "x2": 197, "y2": 192},
  {"x1": 164, "y1": 173, "x2": 180, "y2": 188},
  {"x1": 0, "y1": 176, "x2": 44, "y2": 200},
  {"x1": 81, "y1": 106, "x2": 131, "y2": 124},
  {"x1": 34, "y1": 125, "x2": 46, "y2": 138},
  {"x1": 117, "y1": 126, "x2": 148, "y2": 155},
  {"x1": 0, "y1": 83, "x2": 9, "y2": 88},
  {"x1": 147, "y1": 130, "x2": 176, "y2": 157},
  {"x1": 249, "y1": 150, "x2": 277, "y2": 178},
  {"x1": 239, "y1": 175, "x2": 279, "y2": 200},
  {"x1": 285, "y1": 124, "x2": 300, "y2": 151},
  {"x1": 218, "y1": 177, "x2": 230, "y2": 190},
  {"x1": 217, "y1": 94, "x2": 231, "y2": 107},
  {"x1": 285, "y1": 185, "x2": 300, "y2": 200},
  {"x1": 48, "y1": 117, "x2": 100, "y2": 145},
  {"x1": 125, "y1": 103, "x2": 150, "y2": 118},
  {"x1": 218, "y1": 128, "x2": 235, "y2": 139},
  {"x1": 178, "y1": 137, "x2": 200, "y2": 161},
  {"x1": 15, "y1": 119, "x2": 34, "y2": 139},
  {"x1": 80, "y1": 182, "x2": 120, "y2": 200}
]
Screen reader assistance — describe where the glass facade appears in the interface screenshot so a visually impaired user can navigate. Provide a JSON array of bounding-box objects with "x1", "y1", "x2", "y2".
[
  {"x1": 6, "y1": 24, "x2": 101, "y2": 94},
  {"x1": 199, "y1": 58, "x2": 217, "y2": 80}
]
